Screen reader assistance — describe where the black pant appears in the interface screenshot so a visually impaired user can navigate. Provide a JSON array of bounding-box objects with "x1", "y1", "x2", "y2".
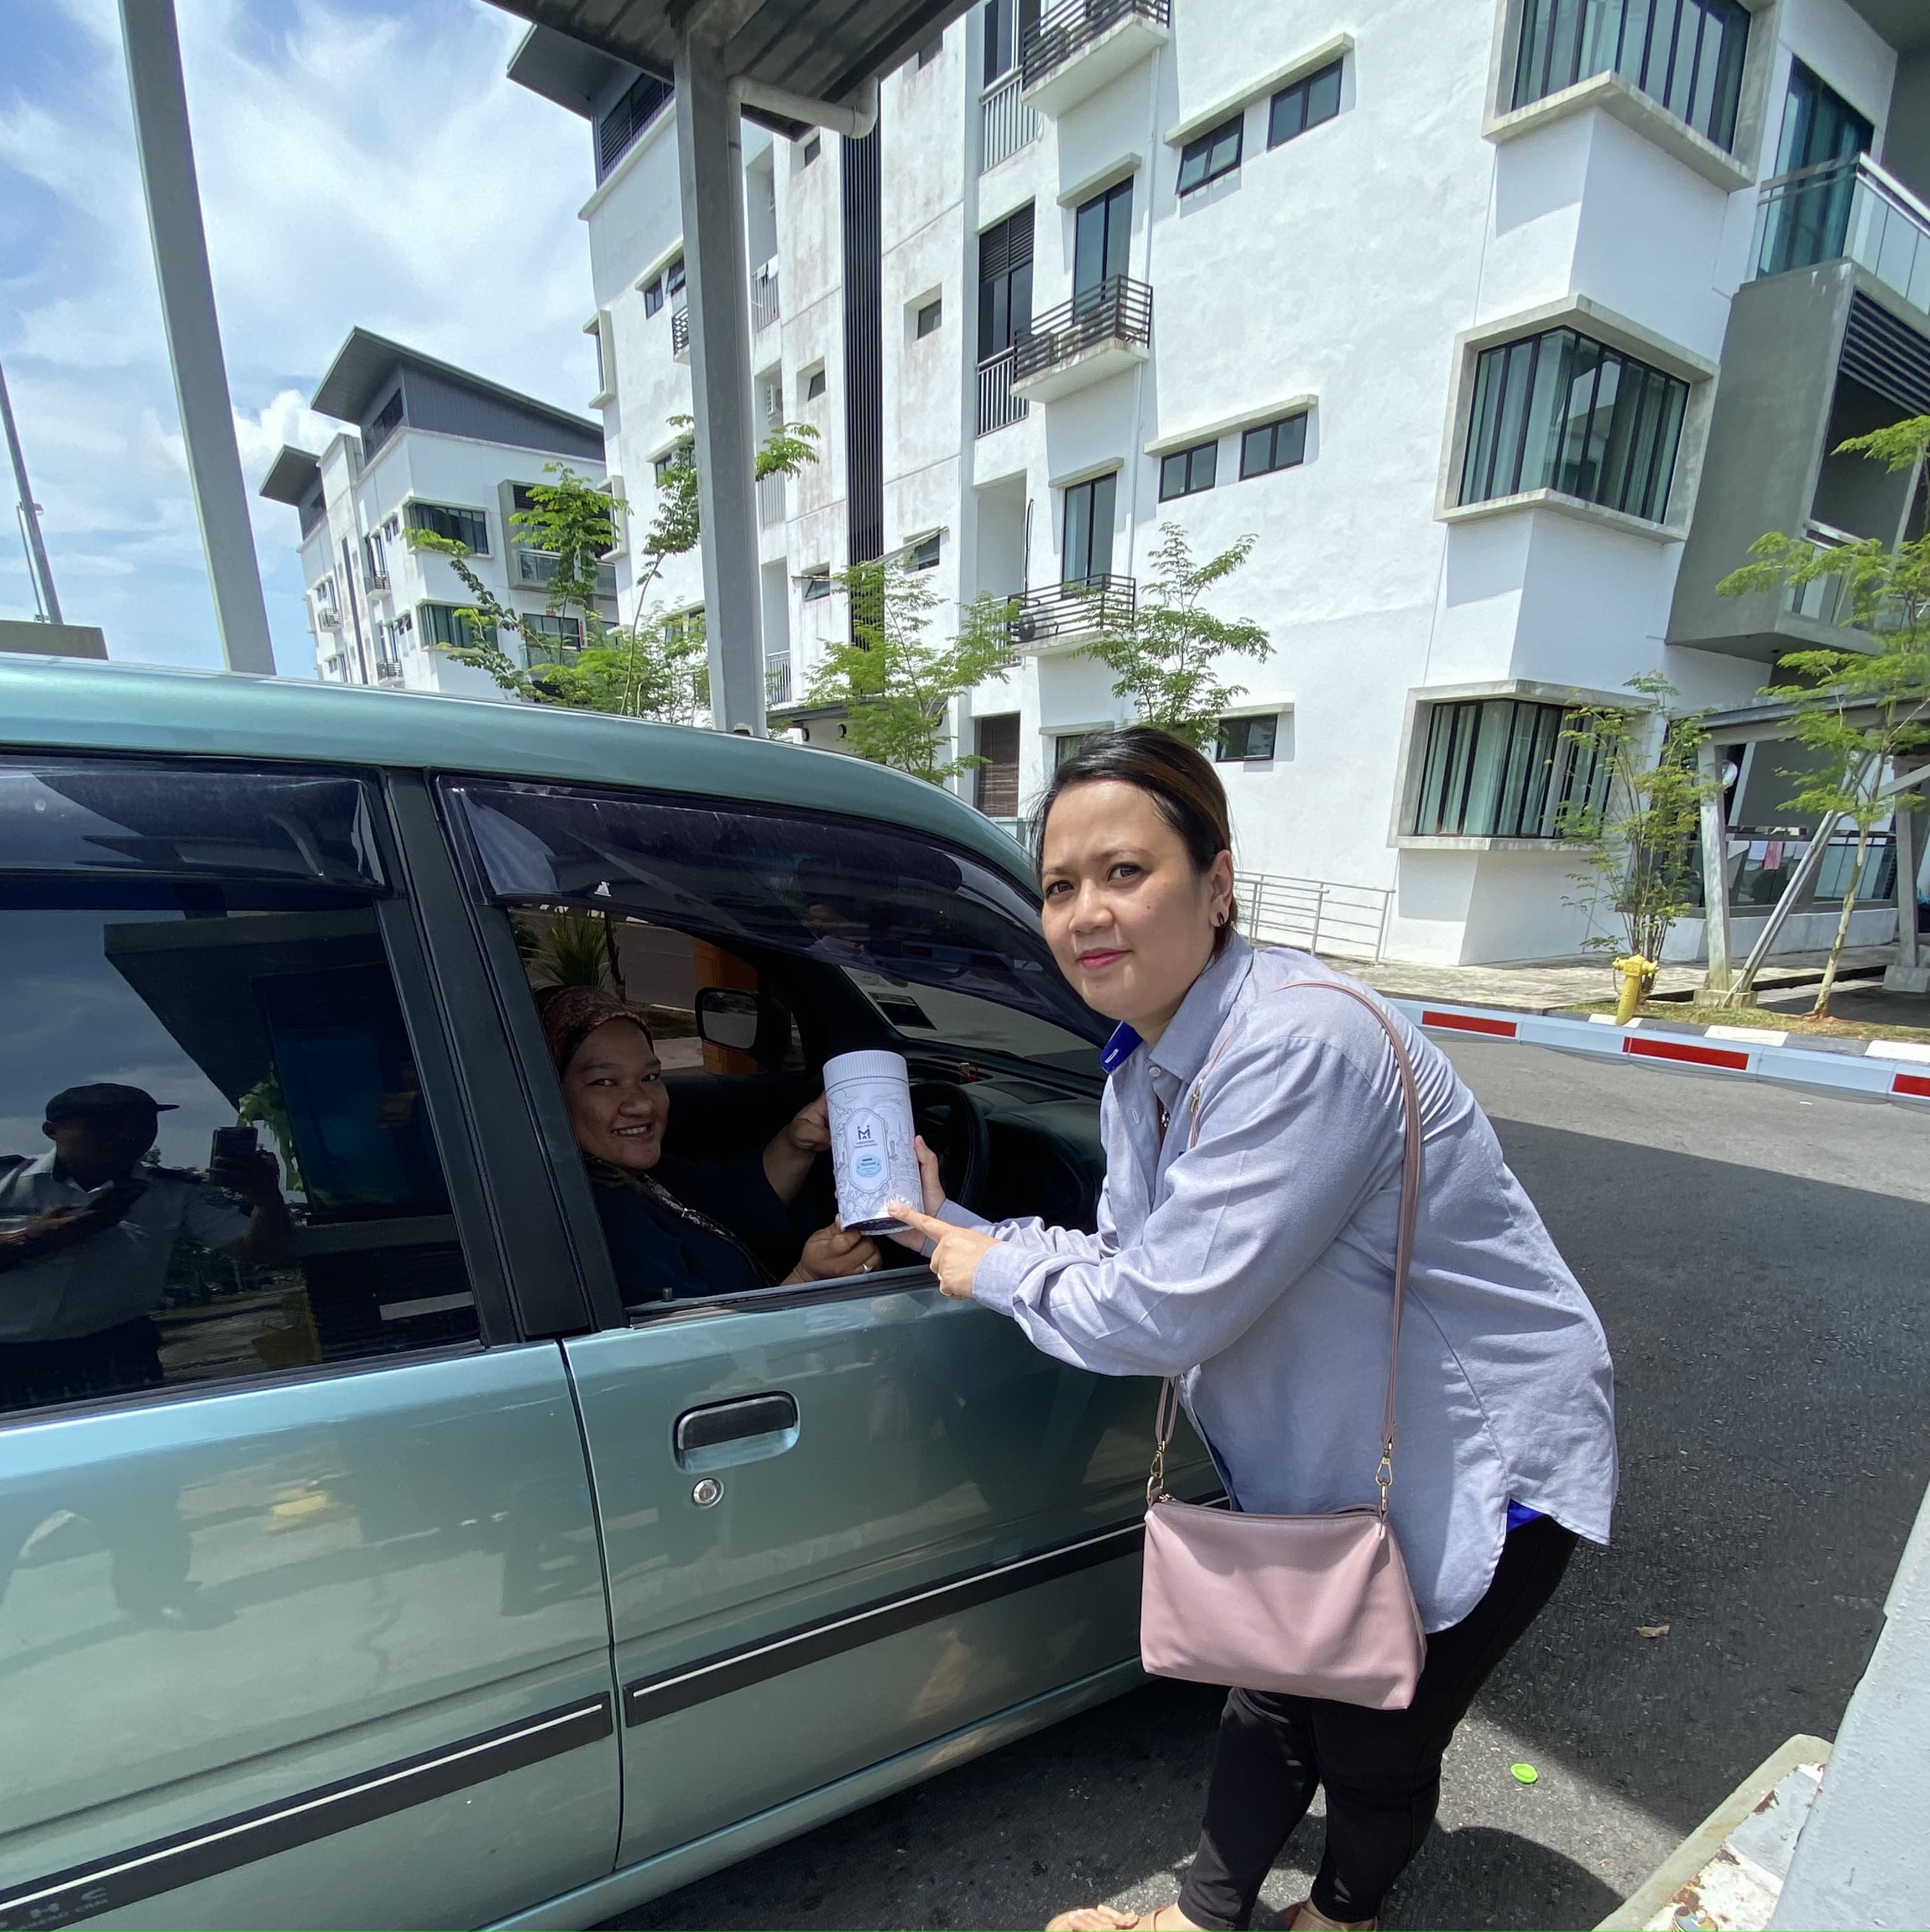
[{"x1": 1178, "y1": 1516, "x2": 1578, "y2": 1929}]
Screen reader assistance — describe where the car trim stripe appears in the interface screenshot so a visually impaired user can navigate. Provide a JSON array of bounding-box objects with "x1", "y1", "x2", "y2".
[
  {"x1": 0, "y1": 1695, "x2": 613, "y2": 1932},
  {"x1": 622, "y1": 1501, "x2": 1222, "y2": 1728}
]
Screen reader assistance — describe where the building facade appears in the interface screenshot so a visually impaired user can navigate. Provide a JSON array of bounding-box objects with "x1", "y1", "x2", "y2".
[
  {"x1": 511, "y1": 0, "x2": 1929, "y2": 964},
  {"x1": 260, "y1": 329, "x2": 611, "y2": 700}
]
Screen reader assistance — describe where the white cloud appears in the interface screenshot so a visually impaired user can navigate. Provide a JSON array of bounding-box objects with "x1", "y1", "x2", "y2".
[{"x1": 0, "y1": 0, "x2": 598, "y2": 671}]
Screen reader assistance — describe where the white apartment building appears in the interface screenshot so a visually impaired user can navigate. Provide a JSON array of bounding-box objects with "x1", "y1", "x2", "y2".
[
  {"x1": 509, "y1": 0, "x2": 1930, "y2": 965},
  {"x1": 260, "y1": 329, "x2": 613, "y2": 698}
]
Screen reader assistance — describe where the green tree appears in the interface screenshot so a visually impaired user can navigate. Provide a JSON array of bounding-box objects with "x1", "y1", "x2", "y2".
[
  {"x1": 1082, "y1": 525, "x2": 1272, "y2": 749},
  {"x1": 805, "y1": 560, "x2": 1019, "y2": 784},
  {"x1": 406, "y1": 421, "x2": 818, "y2": 720},
  {"x1": 1557, "y1": 674, "x2": 1719, "y2": 1018},
  {"x1": 1717, "y1": 413, "x2": 1930, "y2": 1017}
]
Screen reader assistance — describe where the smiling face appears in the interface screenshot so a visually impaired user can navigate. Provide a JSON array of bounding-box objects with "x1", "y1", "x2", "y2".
[
  {"x1": 1038, "y1": 779, "x2": 1234, "y2": 1045},
  {"x1": 560, "y1": 1018, "x2": 669, "y2": 1172}
]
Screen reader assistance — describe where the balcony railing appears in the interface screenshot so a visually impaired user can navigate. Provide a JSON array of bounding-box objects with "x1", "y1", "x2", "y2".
[
  {"x1": 1022, "y1": 0, "x2": 1169, "y2": 91},
  {"x1": 1234, "y1": 872, "x2": 1393, "y2": 964},
  {"x1": 976, "y1": 347, "x2": 1029, "y2": 435},
  {"x1": 1754, "y1": 153, "x2": 1930, "y2": 315},
  {"x1": 671, "y1": 304, "x2": 691, "y2": 358},
  {"x1": 1009, "y1": 574, "x2": 1135, "y2": 647},
  {"x1": 1012, "y1": 275, "x2": 1152, "y2": 384},
  {"x1": 315, "y1": 604, "x2": 340, "y2": 629},
  {"x1": 757, "y1": 471, "x2": 786, "y2": 527},
  {"x1": 752, "y1": 262, "x2": 781, "y2": 333},
  {"x1": 980, "y1": 70, "x2": 1038, "y2": 170},
  {"x1": 765, "y1": 655, "x2": 793, "y2": 704}
]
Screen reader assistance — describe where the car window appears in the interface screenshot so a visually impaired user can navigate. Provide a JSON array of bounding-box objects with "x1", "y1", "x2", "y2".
[
  {"x1": 451, "y1": 780, "x2": 1105, "y2": 1072},
  {"x1": 448, "y1": 779, "x2": 1107, "y2": 1312},
  {"x1": 1, "y1": 764, "x2": 479, "y2": 1423}
]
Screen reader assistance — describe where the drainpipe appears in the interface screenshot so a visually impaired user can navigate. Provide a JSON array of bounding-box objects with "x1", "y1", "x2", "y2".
[{"x1": 728, "y1": 75, "x2": 879, "y2": 140}]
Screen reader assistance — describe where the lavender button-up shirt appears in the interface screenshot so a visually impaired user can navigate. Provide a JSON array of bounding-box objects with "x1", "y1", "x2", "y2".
[{"x1": 945, "y1": 934, "x2": 1617, "y2": 1633}]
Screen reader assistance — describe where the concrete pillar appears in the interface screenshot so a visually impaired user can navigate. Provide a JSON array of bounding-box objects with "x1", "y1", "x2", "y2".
[
  {"x1": 1697, "y1": 737, "x2": 1733, "y2": 998},
  {"x1": 1886, "y1": 774, "x2": 1927, "y2": 992},
  {"x1": 674, "y1": 30, "x2": 763, "y2": 737},
  {"x1": 119, "y1": 0, "x2": 276, "y2": 675}
]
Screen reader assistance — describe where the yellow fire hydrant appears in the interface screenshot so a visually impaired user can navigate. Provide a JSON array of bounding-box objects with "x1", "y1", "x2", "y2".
[{"x1": 1613, "y1": 953, "x2": 1658, "y2": 1024}]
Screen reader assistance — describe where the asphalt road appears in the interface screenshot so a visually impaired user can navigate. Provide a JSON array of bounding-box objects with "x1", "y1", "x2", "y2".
[{"x1": 608, "y1": 1042, "x2": 1930, "y2": 1932}]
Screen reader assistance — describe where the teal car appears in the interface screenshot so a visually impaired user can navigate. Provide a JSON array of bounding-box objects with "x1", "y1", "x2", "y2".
[{"x1": 0, "y1": 660, "x2": 1209, "y2": 1932}]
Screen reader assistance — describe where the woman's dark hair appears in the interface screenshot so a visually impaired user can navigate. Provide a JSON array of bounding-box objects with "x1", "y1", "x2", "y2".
[{"x1": 1033, "y1": 727, "x2": 1238, "y2": 952}]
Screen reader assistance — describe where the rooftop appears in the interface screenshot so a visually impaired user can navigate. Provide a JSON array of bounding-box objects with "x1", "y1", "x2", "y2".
[{"x1": 309, "y1": 326, "x2": 604, "y2": 442}]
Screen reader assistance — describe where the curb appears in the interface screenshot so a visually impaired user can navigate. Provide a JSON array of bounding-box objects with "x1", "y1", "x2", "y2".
[{"x1": 1393, "y1": 998, "x2": 1930, "y2": 1109}]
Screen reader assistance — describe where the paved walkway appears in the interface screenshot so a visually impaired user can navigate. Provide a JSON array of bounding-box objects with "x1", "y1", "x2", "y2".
[{"x1": 1340, "y1": 946, "x2": 1900, "y2": 1015}]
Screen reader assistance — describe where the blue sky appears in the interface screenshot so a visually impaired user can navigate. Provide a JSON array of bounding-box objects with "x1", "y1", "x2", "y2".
[{"x1": 0, "y1": 0, "x2": 600, "y2": 674}]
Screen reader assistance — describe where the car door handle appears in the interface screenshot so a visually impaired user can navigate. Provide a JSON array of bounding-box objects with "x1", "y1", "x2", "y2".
[{"x1": 673, "y1": 1393, "x2": 800, "y2": 1471}]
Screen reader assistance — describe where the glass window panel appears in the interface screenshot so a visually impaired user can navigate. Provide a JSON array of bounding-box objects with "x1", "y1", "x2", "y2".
[
  {"x1": 1462, "y1": 347, "x2": 1507, "y2": 502},
  {"x1": 1305, "y1": 63, "x2": 1342, "y2": 125},
  {"x1": 1518, "y1": 330, "x2": 1572, "y2": 493},
  {"x1": 1269, "y1": 86, "x2": 1306, "y2": 146},
  {"x1": 1639, "y1": 376, "x2": 1686, "y2": 520},
  {"x1": 1617, "y1": 0, "x2": 1656, "y2": 82},
  {"x1": 1596, "y1": 363, "x2": 1648, "y2": 511},
  {"x1": 1553, "y1": 335, "x2": 1606, "y2": 496}
]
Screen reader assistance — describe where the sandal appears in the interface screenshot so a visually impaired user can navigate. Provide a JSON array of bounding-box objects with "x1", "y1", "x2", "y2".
[
  {"x1": 1283, "y1": 1901, "x2": 1376, "y2": 1931},
  {"x1": 1045, "y1": 1906, "x2": 1197, "y2": 1931}
]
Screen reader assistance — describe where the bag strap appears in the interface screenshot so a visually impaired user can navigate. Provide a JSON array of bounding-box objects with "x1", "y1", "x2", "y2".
[{"x1": 1150, "y1": 980, "x2": 1425, "y2": 1518}]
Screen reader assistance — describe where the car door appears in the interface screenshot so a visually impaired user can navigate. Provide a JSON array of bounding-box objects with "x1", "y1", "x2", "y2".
[
  {"x1": 0, "y1": 760, "x2": 617, "y2": 1932},
  {"x1": 438, "y1": 775, "x2": 1216, "y2": 1870}
]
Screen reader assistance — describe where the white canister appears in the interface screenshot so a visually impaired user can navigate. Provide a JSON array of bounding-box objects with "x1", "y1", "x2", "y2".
[{"x1": 823, "y1": 1049, "x2": 921, "y2": 1236}]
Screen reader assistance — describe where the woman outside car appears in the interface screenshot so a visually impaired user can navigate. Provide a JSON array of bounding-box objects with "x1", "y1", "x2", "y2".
[{"x1": 892, "y1": 730, "x2": 1617, "y2": 1932}]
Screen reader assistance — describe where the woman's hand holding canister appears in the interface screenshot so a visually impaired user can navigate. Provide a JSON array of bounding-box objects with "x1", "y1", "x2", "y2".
[{"x1": 786, "y1": 1220, "x2": 880, "y2": 1284}]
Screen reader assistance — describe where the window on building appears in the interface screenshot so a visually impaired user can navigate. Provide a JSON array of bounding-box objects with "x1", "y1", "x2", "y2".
[
  {"x1": 665, "y1": 257, "x2": 685, "y2": 297},
  {"x1": 1511, "y1": 0, "x2": 1749, "y2": 153},
  {"x1": 0, "y1": 761, "x2": 483, "y2": 1421},
  {"x1": 1776, "y1": 59, "x2": 1873, "y2": 173},
  {"x1": 1239, "y1": 413, "x2": 1308, "y2": 479},
  {"x1": 363, "y1": 531, "x2": 387, "y2": 588},
  {"x1": 1459, "y1": 325, "x2": 1687, "y2": 523},
  {"x1": 314, "y1": 576, "x2": 338, "y2": 618},
  {"x1": 975, "y1": 714, "x2": 1021, "y2": 817},
  {"x1": 407, "y1": 502, "x2": 489, "y2": 553},
  {"x1": 1759, "y1": 63, "x2": 1875, "y2": 274},
  {"x1": 589, "y1": 320, "x2": 608, "y2": 395},
  {"x1": 1411, "y1": 698, "x2": 1612, "y2": 839},
  {"x1": 299, "y1": 488, "x2": 327, "y2": 539},
  {"x1": 1176, "y1": 114, "x2": 1244, "y2": 195},
  {"x1": 1073, "y1": 177, "x2": 1133, "y2": 304},
  {"x1": 917, "y1": 33, "x2": 943, "y2": 66},
  {"x1": 1215, "y1": 714, "x2": 1278, "y2": 762},
  {"x1": 662, "y1": 606, "x2": 705, "y2": 650},
  {"x1": 1159, "y1": 440, "x2": 1218, "y2": 500},
  {"x1": 984, "y1": 0, "x2": 1042, "y2": 83},
  {"x1": 1054, "y1": 731, "x2": 1100, "y2": 768},
  {"x1": 801, "y1": 133, "x2": 822, "y2": 167},
  {"x1": 801, "y1": 568, "x2": 833, "y2": 602},
  {"x1": 804, "y1": 366, "x2": 827, "y2": 402},
  {"x1": 364, "y1": 390, "x2": 405, "y2": 458},
  {"x1": 905, "y1": 534, "x2": 941, "y2": 571},
  {"x1": 522, "y1": 613, "x2": 585, "y2": 668},
  {"x1": 652, "y1": 442, "x2": 692, "y2": 488},
  {"x1": 643, "y1": 276, "x2": 665, "y2": 317},
  {"x1": 597, "y1": 70, "x2": 674, "y2": 181},
  {"x1": 916, "y1": 297, "x2": 944, "y2": 339},
  {"x1": 1269, "y1": 59, "x2": 1343, "y2": 147},
  {"x1": 978, "y1": 204, "x2": 1035, "y2": 361},
  {"x1": 1061, "y1": 474, "x2": 1117, "y2": 586},
  {"x1": 418, "y1": 603, "x2": 481, "y2": 650}
]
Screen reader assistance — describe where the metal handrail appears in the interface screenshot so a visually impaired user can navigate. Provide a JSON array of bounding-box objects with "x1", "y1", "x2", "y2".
[
  {"x1": 1233, "y1": 870, "x2": 1394, "y2": 964},
  {"x1": 1022, "y1": 0, "x2": 1169, "y2": 89},
  {"x1": 1010, "y1": 574, "x2": 1135, "y2": 645},
  {"x1": 1753, "y1": 151, "x2": 1930, "y2": 309},
  {"x1": 980, "y1": 69, "x2": 1038, "y2": 169},
  {"x1": 752, "y1": 262, "x2": 781, "y2": 333},
  {"x1": 976, "y1": 348, "x2": 1028, "y2": 435},
  {"x1": 1012, "y1": 274, "x2": 1152, "y2": 382},
  {"x1": 670, "y1": 306, "x2": 691, "y2": 356}
]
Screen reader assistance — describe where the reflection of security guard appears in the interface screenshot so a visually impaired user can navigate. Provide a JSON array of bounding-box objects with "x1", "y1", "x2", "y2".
[{"x1": 0, "y1": 1083, "x2": 289, "y2": 1411}]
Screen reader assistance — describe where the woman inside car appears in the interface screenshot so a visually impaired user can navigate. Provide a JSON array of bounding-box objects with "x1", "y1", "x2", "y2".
[{"x1": 539, "y1": 985, "x2": 879, "y2": 1300}]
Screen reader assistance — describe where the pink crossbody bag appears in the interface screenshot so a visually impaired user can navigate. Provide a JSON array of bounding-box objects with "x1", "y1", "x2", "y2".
[{"x1": 1139, "y1": 981, "x2": 1428, "y2": 1711}]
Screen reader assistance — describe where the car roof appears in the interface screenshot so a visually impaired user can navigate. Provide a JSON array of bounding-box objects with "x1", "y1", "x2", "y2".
[{"x1": 0, "y1": 656, "x2": 1034, "y2": 887}]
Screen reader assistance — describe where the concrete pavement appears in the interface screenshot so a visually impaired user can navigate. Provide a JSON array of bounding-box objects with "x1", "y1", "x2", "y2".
[{"x1": 604, "y1": 1042, "x2": 1930, "y2": 1931}]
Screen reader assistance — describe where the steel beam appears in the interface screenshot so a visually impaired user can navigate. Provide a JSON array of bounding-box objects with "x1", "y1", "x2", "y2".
[
  {"x1": 119, "y1": 0, "x2": 276, "y2": 675},
  {"x1": 674, "y1": 28, "x2": 763, "y2": 736}
]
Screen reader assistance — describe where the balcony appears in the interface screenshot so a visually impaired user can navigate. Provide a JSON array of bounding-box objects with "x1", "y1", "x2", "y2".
[
  {"x1": 757, "y1": 471, "x2": 786, "y2": 527},
  {"x1": 671, "y1": 304, "x2": 691, "y2": 360},
  {"x1": 1008, "y1": 574, "x2": 1135, "y2": 651},
  {"x1": 1753, "y1": 153, "x2": 1930, "y2": 317},
  {"x1": 765, "y1": 654, "x2": 792, "y2": 704},
  {"x1": 315, "y1": 604, "x2": 341, "y2": 630},
  {"x1": 1021, "y1": 0, "x2": 1169, "y2": 118},
  {"x1": 516, "y1": 550, "x2": 619, "y2": 598},
  {"x1": 980, "y1": 70, "x2": 1038, "y2": 170},
  {"x1": 1011, "y1": 276, "x2": 1151, "y2": 401},
  {"x1": 752, "y1": 262, "x2": 781, "y2": 334},
  {"x1": 976, "y1": 348, "x2": 1029, "y2": 435}
]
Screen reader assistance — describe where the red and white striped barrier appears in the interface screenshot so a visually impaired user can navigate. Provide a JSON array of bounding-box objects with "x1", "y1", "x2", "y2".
[{"x1": 1395, "y1": 1000, "x2": 1930, "y2": 1109}]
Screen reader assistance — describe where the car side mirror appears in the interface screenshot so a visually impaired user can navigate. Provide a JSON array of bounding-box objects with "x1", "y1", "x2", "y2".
[{"x1": 694, "y1": 987, "x2": 790, "y2": 1065}]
